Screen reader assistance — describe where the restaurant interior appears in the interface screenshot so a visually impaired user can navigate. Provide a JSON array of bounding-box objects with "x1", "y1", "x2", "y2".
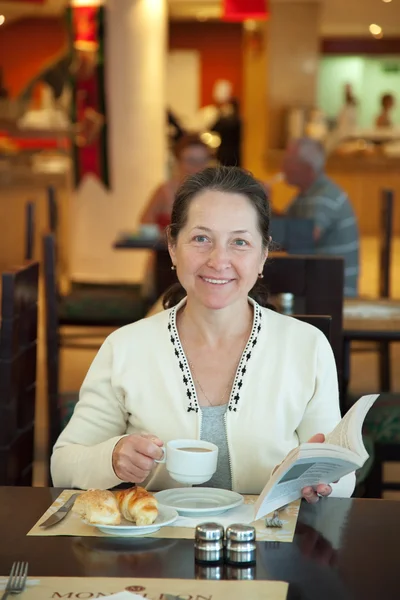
[{"x1": 0, "y1": 0, "x2": 399, "y2": 598}]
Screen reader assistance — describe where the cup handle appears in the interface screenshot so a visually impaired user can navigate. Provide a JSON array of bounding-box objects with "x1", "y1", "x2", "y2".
[{"x1": 154, "y1": 445, "x2": 166, "y2": 464}]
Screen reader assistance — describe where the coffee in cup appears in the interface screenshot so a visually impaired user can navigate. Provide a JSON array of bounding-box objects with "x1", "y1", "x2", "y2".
[{"x1": 155, "y1": 439, "x2": 218, "y2": 484}]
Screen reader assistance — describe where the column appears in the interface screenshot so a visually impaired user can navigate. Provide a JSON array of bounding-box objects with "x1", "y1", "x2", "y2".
[
  {"x1": 69, "y1": 0, "x2": 167, "y2": 282},
  {"x1": 267, "y1": 1, "x2": 321, "y2": 150},
  {"x1": 242, "y1": 20, "x2": 269, "y2": 178}
]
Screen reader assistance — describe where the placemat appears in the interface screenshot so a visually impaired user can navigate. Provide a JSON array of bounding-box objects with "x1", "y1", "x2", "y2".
[
  {"x1": 28, "y1": 490, "x2": 300, "y2": 542},
  {"x1": 0, "y1": 577, "x2": 289, "y2": 600}
]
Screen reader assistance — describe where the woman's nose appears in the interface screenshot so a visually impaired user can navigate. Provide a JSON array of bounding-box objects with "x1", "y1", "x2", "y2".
[{"x1": 207, "y1": 245, "x2": 230, "y2": 270}]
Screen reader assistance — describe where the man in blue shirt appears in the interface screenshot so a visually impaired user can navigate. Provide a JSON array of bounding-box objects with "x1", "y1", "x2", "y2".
[{"x1": 283, "y1": 137, "x2": 359, "y2": 297}]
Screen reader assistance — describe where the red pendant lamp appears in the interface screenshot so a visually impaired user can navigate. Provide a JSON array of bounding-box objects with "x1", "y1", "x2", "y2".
[{"x1": 222, "y1": 0, "x2": 269, "y2": 22}]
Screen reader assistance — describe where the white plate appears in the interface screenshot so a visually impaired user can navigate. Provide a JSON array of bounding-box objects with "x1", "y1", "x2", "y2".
[
  {"x1": 154, "y1": 488, "x2": 244, "y2": 517},
  {"x1": 85, "y1": 505, "x2": 178, "y2": 537}
]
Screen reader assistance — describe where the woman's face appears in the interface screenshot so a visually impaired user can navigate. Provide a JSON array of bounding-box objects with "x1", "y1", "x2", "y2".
[
  {"x1": 169, "y1": 190, "x2": 268, "y2": 311},
  {"x1": 178, "y1": 145, "x2": 211, "y2": 178}
]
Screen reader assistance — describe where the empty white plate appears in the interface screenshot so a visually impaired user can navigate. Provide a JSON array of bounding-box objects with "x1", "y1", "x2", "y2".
[
  {"x1": 85, "y1": 505, "x2": 178, "y2": 537},
  {"x1": 154, "y1": 488, "x2": 244, "y2": 517}
]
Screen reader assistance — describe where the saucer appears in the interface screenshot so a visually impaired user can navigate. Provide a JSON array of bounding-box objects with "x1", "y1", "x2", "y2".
[{"x1": 154, "y1": 488, "x2": 243, "y2": 517}]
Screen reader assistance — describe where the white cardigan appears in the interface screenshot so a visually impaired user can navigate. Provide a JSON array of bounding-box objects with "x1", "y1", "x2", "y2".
[{"x1": 51, "y1": 299, "x2": 355, "y2": 496}]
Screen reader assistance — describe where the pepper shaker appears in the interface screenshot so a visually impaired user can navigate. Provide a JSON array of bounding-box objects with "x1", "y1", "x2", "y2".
[
  {"x1": 226, "y1": 564, "x2": 256, "y2": 580},
  {"x1": 225, "y1": 524, "x2": 256, "y2": 565},
  {"x1": 194, "y1": 523, "x2": 224, "y2": 564}
]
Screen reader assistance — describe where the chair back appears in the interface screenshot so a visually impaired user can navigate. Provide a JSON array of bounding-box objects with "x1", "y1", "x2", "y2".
[
  {"x1": 270, "y1": 217, "x2": 315, "y2": 254},
  {"x1": 47, "y1": 186, "x2": 58, "y2": 234},
  {"x1": 24, "y1": 201, "x2": 35, "y2": 261},
  {"x1": 42, "y1": 233, "x2": 61, "y2": 454},
  {"x1": 293, "y1": 315, "x2": 332, "y2": 343},
  {"x1": 379, "y1": 189, "x2": 394, "y2": 298},
  {"x1": 0, "y1": 261, "x2": 39, "y2": 485},
  {"x1": 264, "y1": 254, "x2": 344, "y2": 382}
]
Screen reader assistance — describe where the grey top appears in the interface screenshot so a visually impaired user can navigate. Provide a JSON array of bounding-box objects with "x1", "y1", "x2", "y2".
[
  {"x1": 196, "y1": 403, "x2": 232, "y2": 490},
  {"x1": 286, "y1": 174, "x2": 359, "y2": 297}
]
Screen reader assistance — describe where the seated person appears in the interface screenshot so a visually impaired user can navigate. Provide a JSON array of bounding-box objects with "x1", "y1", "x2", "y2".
[
  {"x1": 51, "y1": 166, "x2": 355, "y2": 502},
  {"x1": 375, "y1": 93, "x2": 395, "y2": 128},
  {"x1": 283, "y1": 137, "x2": 359, "y2": 297},
  {"x1": 140, "y1": 133, "x2": 213, "y2": 231}
]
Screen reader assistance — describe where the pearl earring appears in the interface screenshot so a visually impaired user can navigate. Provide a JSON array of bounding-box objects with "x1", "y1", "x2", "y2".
[
  {"x1": 258, "y1": 273, "x2": 264, "y2": 279},
  {"x1": 171, "y1": 265, "x2": 176, "y2": 271}
]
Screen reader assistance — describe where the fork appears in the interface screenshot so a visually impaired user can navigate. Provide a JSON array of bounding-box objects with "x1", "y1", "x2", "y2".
[
  {"x1": 265, "y1": 505, "x2": 287, "y2": 528},
  {"x1": 1, "y1": 562, "x2": 28, "y2": 600}
]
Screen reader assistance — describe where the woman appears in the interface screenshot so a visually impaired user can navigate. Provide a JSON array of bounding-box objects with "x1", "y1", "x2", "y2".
[
  {"x1": 51, "y1": 167, "x2": 355, "y2": 502},
  {"x1": 375, "y1": 93, "x2": 395, "y2": 128},
  {"x1": 140, "y1": 134, "x2": 213, "y2": 231}
]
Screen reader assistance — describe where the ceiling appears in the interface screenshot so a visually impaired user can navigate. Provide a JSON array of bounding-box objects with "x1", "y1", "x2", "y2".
[{"x1": 0, "y1": 0, "x2": 399, "y2": 36}]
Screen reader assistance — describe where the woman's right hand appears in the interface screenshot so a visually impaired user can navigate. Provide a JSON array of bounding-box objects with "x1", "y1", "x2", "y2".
[{"x1": 112, "y1": 433, "x2": 164, "y2": 483}]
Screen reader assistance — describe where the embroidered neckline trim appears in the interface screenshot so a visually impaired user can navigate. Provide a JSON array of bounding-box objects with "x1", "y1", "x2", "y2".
[{"x1": 167, "y1": 300, "x2": 262, "y2": 413}]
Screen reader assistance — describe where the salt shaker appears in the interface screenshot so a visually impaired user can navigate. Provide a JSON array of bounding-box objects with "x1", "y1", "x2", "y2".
[
  {"x1": 195, "y1": 563, "x2": 224, "y2": 580},
  {"x1": 194, "y1": 523, "x2": 224, "y2": 564},
  {"x1": 225, "y1": 524, "x2": 256, "y2": 565},
  {"x1": 280, "y1": 292, "x2": 294, "y2": 315}
]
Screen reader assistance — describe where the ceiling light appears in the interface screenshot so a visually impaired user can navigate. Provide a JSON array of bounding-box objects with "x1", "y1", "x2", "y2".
[
  {"x1": 369, "y1": 24, "x2": 382, "y2": 35},
  {"x1": 382, "y1": 0, "x2": 392, "y2": 3},
  {"x1": 0, "y1": 15, "x2": 5, "y2": 26}
]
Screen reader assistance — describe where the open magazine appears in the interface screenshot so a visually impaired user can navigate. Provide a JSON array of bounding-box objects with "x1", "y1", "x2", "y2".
[{"x1": 254, "y1": 394, "x2": 379, "y2": 520}]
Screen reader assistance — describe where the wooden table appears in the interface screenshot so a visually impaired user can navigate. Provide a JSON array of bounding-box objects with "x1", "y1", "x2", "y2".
[
  {"x1": 113, "y1": 235, "x2": 175, "y2": 303},
  {"x1": 344, "y1": 298, "x2": 400, "y2": 340},
  {"x1": 0, "y1": 487, "x2": 398, "y2": 600},
  {"x1": 343, "y1": 298, "x2": 400, "y2": 395}
]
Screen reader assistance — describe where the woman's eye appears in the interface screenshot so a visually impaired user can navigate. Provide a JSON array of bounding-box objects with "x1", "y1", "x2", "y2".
[
  {"x1": 233, "y1": 239, "x2": 248, "y2": 247},
  {"x1": 193, "y1": 235, "x2": 209, "y2": 243}
]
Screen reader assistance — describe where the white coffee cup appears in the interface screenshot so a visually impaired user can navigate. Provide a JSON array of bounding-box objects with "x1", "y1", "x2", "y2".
[{"x1": 155, "y1": 439, "x2": 218, "y2": 485}]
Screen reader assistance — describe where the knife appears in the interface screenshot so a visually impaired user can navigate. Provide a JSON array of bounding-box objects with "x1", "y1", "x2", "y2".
[{"x1": 39, "y1": 493, "x2": 80, "y2": 528}]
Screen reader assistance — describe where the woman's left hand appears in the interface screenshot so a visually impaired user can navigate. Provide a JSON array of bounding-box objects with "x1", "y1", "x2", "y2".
[{"x1": 301, "y1": 433, "x2": 333, "y2": 504}]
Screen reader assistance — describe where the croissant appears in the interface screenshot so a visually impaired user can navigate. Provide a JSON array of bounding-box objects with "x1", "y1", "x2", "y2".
[
  {"x1": 115, "y1": 486, "x2": 158, "y2": 526},
  {"x1": 73, "y1": 489, "x2": 121, "y2": 525}
]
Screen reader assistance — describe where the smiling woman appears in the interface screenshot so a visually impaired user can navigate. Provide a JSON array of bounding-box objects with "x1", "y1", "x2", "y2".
[
  {"x1": 51, "y1": 166, "x2": 355, "y2": 504},
  {"x1": 164, "y1": 166, "x2": 271, "y2": 311}
]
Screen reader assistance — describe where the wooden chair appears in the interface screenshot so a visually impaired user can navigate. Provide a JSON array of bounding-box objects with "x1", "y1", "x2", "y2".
[
  {"x1": 263, "y1": 255, "x2": 344, "y2": 392},
  {"x1": 270, "y1": 217, "x2": 315, "y2": 255},
  {"x1": 379, "y1": 189, "x2": 394, "y2": 299},
  {"x1": 46, "y1": 188, "x2": 146, "y2": 348},
  {"x1": 344, "y1": 188, "x2": 395, "y2": 394},
  {"x1": 293, "y1": 315, "x2": 332, "y2": 343},
  {"x1": 43, "y1": 234, "x2": 62, "y2": 456},
  {"x1": 24, "y1": 201, "x2": 35, "y2": 261},
  {"x1": 47, "y1": 186, "x2": 58, "y2": 234},
  {"x1": 378, "y1": 189, "x2": 394, "y2": 391},
  {"x1": 43, "y1": 233, "x2": 84, "y2": 459},
  {"x1": 0, "y1": 261, "x2": 39, "y2": 485}
]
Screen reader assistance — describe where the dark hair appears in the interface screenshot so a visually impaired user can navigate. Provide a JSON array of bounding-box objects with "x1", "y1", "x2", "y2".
[
  {"x1": 163, "y1": 166, "x2": 273, "y2": 309},
  {"x1": 381, "y1": 93, "x2": 394, "y2": 108},
  {"x1": 173, "y1": 133, "x2": 213, "y2": 159}
]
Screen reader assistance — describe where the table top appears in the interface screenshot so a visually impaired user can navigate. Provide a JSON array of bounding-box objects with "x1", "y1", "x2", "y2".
[
  {"x1": 0, "y1": 487, "x2": 398, "y2": 600},
  {"x1": 343, "y1": 297, "x2": 400, "y2": 338}
]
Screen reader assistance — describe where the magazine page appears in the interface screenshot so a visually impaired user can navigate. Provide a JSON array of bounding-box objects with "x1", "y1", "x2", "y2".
[{"x1": 324, "y1": 394, "x2": 379, "y2": 458}]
